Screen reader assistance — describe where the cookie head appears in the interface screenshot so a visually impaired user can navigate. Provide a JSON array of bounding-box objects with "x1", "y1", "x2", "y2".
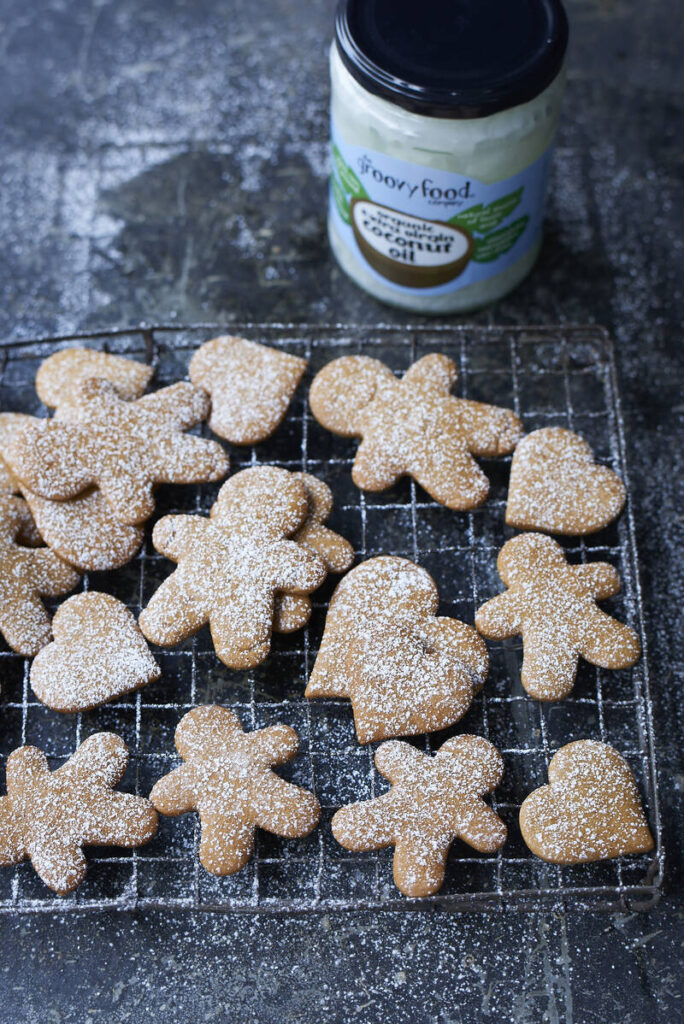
[
  {"x1": 309, "y1": 355, "x2": 391, "y2": 436},
  {"x1": 210, "y1": 465, "x2": 309, "y2": 539},
  {"x1": 496, "y1": 531, "x2": 566, "y2": 585},
  {"x1": 519, "y1": 740, "x2": 654, "y2": 864}
]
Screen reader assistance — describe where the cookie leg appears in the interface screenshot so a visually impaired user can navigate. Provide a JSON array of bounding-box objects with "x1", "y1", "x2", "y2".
[
  {"x1": 393, "y1": 838, "x2": 449, "y2": 897},
  {"x1": 580, "y1": 609, "x2": 641, "y2": 669},
  {"x1": 252, "y1": 775, "x2": 320, "y2": 838},
  {"x1": 209, "y1": 592, "x2": 275, "y2": 669},
  {"x1": 520, "y1": 635, "x2": 579, "y2": 701},
  {"x1": 273, "y1": 593, "x2": 312, "y2": 633},
  {"x1": 412, "y1": 448, "x2": 490, "y2": 511},
  {"x1": 199, "y1": 814, "x2": 255, "y2": 875},
  {"x1": 351, "y1": 440, "x2": 402, "y2": 492},
  {"x1": 0, "y1": 795, "x2": 25, "y2": 866},
  {"x1": 28, "y1": 838, "x2": 88, "y2": 895},
  {"x1": 0, "y1": 595, "x2": 53, "y2": 656},
  {"x1": 457, "y1": 803, "x2": 507, "y2": 853}
]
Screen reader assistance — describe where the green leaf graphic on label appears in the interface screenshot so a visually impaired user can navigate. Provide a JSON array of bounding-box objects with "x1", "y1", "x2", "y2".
[
  {"x1": 331, "y1": 175, "x2": 351, "y2": 224},
  {"x1": 472, "y1": 215, "x2": 529, "y2": 262},
  {"x1": 450, "y1": 187, "x2": 523, "y2": 235},
  {"x1": 332, "y1": 144, "x2": 369, "y2": 200}
]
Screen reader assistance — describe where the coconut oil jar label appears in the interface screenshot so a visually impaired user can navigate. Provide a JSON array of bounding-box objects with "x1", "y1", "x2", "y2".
[
  {"x1": 330, "y1": 126, "x2": 553, "y2": 295},
  {"x1": 328, "y1": 0, "x2": 568, "y2": 313}
]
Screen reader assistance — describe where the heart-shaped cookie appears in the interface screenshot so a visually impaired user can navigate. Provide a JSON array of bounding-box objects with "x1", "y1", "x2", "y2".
[
  {"x1": 31, "y1": 592, "x2": 161, "y2": 712},
  {"x1": 519, "y1": 740, "x2": 653, "y2": 863},
  {"x1": 506, "y1": 427, "x2": 625, "y2": 535}
]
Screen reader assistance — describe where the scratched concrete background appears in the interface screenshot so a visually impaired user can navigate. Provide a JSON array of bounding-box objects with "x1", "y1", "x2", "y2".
[{"x1": 0, "y1": 0, "x2": 682, "y2": 1020}]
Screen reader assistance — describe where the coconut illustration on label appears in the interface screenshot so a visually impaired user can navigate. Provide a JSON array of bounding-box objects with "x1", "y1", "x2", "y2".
[{"x1": 350, "y1": 199, "x2": 474, "y2": 289}]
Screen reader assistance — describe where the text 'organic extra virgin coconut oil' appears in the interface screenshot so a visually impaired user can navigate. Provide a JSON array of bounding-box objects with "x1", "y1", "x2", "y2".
[{"x1": 329, "y1": 0, "x2": 569, "y2": 313}]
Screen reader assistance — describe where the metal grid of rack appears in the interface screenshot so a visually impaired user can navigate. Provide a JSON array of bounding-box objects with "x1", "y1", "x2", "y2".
[{"x1": 0, "y1": 324, "x2": 663, "y2": 913}]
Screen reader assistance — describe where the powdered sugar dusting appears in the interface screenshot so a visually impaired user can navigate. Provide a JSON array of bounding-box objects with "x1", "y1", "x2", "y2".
[
  {"x1": 519, "y1": 740, "x2": 654, "y2": 864},
  {"x1": 30, "y1": 592, "x2": 160, "y2": 713},
  {"x1": 306, "y1": 556, "x2": 489, "y2": 743},
  {"x1": 475, "y1": 533, "x2": 641, "y2": 701}
]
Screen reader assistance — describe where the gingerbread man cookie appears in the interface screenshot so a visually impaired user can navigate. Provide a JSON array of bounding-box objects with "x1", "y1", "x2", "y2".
[
  {"x1": 139, "y1": 467, "x2": 327, "y2": 668},
  {"x1": 475, "y1": 533, "x2": 641, "y2": 701},
  {"x1": 0, "y1": 733, "x2": 158, "y2": 894},
  {"x1": 36, "y1": 346, "x2": 153, "y2": 410},
  {"x1": 273, "y1": 472, "x2": 354, "y2": 633},
  {"x1": 6, "y1": 379, "x2": 229, "y2": 525},
  {"x1": 519, "y1": 740, "x2": 653, "y2": 863},
  {"x1": 0, "y1": 412, "x2": 144, "y2": 571},
  {"x1": 31, "y1": 593, "x2": 161, "y2": 712},
  {"x1": 150, "y1": 706, "x2": 320, "y2": 875},
  {"x1": 0, "y1": 494, "x2": 80, "y2": 656},
  {"x1": 332, "y1": 736, "x2": 507, "y2": 897},
  {"x1": 306, "y1": 556, "x2": 488, "y2": 743},
  {"x1": 506, "y1": 427, "x2": 626, "y2": 535},
  {"x1": 309, "y1": 353, "x2": 522, "y2": 510},
  {"x1": 189, "y1": 335, "x2": 307, "y2": 444}
]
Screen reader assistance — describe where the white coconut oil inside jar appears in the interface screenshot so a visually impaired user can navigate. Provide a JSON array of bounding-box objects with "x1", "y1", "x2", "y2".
[{"x1": 328, "y1": 0, "x2": 568, "y2": 314}]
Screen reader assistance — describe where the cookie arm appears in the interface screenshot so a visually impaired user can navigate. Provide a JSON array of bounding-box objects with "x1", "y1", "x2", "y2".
[
  {"x1": 84, "y1": 792, "x2": 158, "y2": 848},
  {"x1": 248, "y1": 725, "x2": 300, "y2": 766},
  {"x1": 153, "y1": 433, "x2": 229, "y2": 486},
  {"x1": 475, "y1": 590, "x2": 522, "y2": 639},
  {"x1": 295, "y1": 522, "x2": 354, "y2": 574},
  {"x1": 573, "y1": 563, "x2": 621, "y2": 600},
  {"x1": 150, "y1": 764, "x2": 198, "y2": 816},
  {"x1": 135, "y1": 381, "x2": 210, "y2": 431},
  {"x1": 579, "y1": 608, "x2": 641, "y2": 669},
  {"x1": 151, "y1": 515, "x2": 209, "y2": 562},
  {"x1": 58, "y1": 732, "x2": 129, "y2": 789},
  {"x1": 0, "y1": 593, "x2": 54, "y2": 656},
  {"x1": 332, "y1": 793, "x2": 397, "y2": 851},
  {"x1": 267, "y1": 540, "x2": 327, "y2": 593},
  {"x1": 455, "y1": 399, "x2": 523, "y2": 457},
  {"x1": 403, "y1": 353, "x2": 458, "y2": 395}
]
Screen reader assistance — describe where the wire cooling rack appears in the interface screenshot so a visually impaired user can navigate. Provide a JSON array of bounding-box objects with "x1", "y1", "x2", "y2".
[{"x1": 0, "y1": 324, "x2": 663, "y2": 913}]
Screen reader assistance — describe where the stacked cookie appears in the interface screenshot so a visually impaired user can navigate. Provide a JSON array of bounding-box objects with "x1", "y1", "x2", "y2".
[{"x1": 0, "y1": 338, "x2": 653, "y2": 898}]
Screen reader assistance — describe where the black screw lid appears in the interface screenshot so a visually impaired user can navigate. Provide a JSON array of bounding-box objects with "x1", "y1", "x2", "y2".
[{"x1": 335, "y1": 0, "x2": 569, "y2": 119}]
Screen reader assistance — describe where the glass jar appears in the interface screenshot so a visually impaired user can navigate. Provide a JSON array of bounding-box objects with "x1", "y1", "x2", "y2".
[{"x1": 328, "y1": 0, "x2": 569, "y2": 314}]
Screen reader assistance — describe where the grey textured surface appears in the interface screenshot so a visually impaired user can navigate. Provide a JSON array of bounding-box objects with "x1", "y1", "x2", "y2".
[{"x1": 0, "y1": 0, "x2": 682, "y2": 1021}]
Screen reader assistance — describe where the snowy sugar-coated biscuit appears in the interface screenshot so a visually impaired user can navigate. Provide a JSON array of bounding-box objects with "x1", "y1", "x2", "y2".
[
  {"x1": 306, "y1": 556, "x2": 489, "y2": 744},
  {"x1": 332, "y1": 736, "x2": 507, "y2": 897},
  {"x1": 36, "y1": 346, "x2": 153, "y2": 410},
  {"x1": 0, "y1": 733, "x2": 158, "y2": 894},
  {"x1": 31, "y1": 593, "x2": 161, "y2": 713},
  {"x1": 5, "y1": 378, "x2": 229, "y2": 525},
  {"x1": 506, "y1": 427, "x2": 626, "y2": 535},
  {"x1": 0, "y1": 412, "x2": 145, "y2": 571},
  {"x1": 273, "y1": 472, "x2": 354, "y2": 633},
  {"x1": 519, "y1": 740, "x2": 653, "y2": 864},
  {"x1": 189, "y1": 335, "x2": 307, "y2": 445},
  {"x1": 139, "y1": 466, "x2": 327, "y2": 669},
  {"x1": 309, "y1": 353, "x2": 522, "y2": 510},
  {"x1": 475, "y1": 533, "x2": 640, "y2": 701},
  {"x1": 0, "y1": 494, "x2": 80, "y2": 656},
  {"x1": 22, "y1": 485, "x2": 145, "y2": 573},
  {"x1": 150, "y1": 706, "x2": 320, "y2": 876},
  {"x1": 0, "y1": 413, "x2": 43, "y2": 545}
]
